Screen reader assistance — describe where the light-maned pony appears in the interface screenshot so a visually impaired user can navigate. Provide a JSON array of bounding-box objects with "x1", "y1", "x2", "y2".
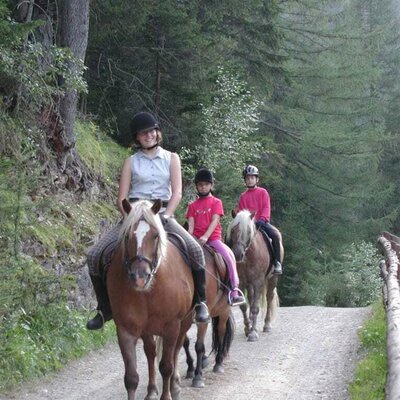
[
  {"x1": 226, "y1": 209, "x2": 280, "y2": 341},
  {"x1": 107, "y1": 199, "x2": 194, "y2": 400}
]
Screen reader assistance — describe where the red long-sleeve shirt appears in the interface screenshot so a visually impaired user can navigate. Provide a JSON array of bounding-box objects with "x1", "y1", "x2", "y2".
[{"x1": 237, "y1": 186, "x2": 271, "y2": 222}]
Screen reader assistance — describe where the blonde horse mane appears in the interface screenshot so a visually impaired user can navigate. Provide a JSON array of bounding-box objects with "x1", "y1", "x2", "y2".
[
  {"x1": 118, "y1": 200, "x2": 168, "y2": 260},
  {"x1": 226, "y1": 209, "x2": 257, "y2": 246}
]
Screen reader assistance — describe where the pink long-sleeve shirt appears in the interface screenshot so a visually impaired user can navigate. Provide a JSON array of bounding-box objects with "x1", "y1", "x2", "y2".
[{"x1": 237, "y1": 186, "x2": 271, "y2": 222}]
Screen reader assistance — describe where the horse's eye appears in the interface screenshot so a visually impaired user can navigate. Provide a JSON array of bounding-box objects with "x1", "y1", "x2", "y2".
[{"x1": 153, "y1": 233, "x2": 159, "y2": 240}]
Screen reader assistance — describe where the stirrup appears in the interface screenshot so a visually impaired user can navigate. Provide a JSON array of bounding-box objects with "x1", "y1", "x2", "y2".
[{"x1": 228, "y1": 288, "x2": 246, "y2": 306}]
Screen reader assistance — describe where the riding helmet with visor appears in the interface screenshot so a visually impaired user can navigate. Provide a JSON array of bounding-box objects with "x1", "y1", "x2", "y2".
[
  {"x1": 130, "y1": 111, "x2": 161, "y2": 148},
  {"x1": 242, "y1": 165, "x2": 259, "y2": 179},
  {"x1": 194, "y1": 168, "x2": 214, "y2": 184}
]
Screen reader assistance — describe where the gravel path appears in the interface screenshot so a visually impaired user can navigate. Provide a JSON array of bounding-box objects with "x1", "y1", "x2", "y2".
[{"x1": 0, "y1": 306, "x2": 370, "y2": 400}]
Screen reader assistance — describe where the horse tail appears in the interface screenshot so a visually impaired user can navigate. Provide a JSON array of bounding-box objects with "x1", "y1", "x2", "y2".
[
  {"x1": 211, "y1": 313, "x2": 235, "y2": 358},
  {"x1": 269, "y1": 288, "x2": 280, "y2": 321}
]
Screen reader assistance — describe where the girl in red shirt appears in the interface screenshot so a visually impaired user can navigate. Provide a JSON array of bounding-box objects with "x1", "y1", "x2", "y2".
[{"x1": 186, "y1": 168, "x2": 245, "y2": 305}]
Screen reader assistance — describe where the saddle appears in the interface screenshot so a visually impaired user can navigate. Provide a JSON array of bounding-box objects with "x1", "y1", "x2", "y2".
[{"x1": 167, "y1": 234, "x2": 229, "y2": 288}]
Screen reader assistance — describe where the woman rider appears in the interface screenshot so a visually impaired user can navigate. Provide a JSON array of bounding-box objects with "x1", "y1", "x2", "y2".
[{"x1": 86, "y1": 111, "x2": 210, "y2": 329}]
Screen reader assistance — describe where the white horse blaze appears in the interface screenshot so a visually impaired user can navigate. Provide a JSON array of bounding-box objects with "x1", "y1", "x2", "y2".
[{"x1": 135, "y1": 220, "x2": 150, "y2": 249}]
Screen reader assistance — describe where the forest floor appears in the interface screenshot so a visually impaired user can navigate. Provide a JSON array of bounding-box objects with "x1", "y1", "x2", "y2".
[{"x1": 0, "y1": 306, "x2": 370, "y2": 400}]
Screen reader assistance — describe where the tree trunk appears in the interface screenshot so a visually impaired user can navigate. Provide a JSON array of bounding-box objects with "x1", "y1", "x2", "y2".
[
  {"x1": 57, "y1": 0, "x2": 89, "y2": 147},
  {"x1": 55, "y1": 0, "x2": 89, "y2": 174}
]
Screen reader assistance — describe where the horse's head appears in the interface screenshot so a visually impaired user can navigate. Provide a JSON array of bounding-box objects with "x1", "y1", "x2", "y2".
[
  {"x1": 227, "y1": 210, "x2": 256, "y2": 262},
  {"x1": 119, "y1": 199, "x2": 167, "y2": 291}
]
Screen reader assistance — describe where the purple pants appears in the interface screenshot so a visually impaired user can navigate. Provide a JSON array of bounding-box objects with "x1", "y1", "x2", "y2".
[{"x1": 207, "y1": 239, "x2": 239, "y2": 289}]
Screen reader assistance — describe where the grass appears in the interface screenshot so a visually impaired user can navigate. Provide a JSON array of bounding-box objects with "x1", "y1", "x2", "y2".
[
  {"x1": 0, "y1": 118, "x2": 125, "y2": 394},
  {"x1": 349, "y1": 301, "x2": 386, "y2": 400}
]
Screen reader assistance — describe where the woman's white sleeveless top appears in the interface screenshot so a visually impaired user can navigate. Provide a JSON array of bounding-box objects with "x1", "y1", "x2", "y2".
[{"x1": 128, "y1": 147, "x2": 172, "y2": 201}]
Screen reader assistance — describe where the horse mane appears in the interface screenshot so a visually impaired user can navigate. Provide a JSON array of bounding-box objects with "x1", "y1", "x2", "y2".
[
  {"x1": 226, "y1": 209, "x2": 256, "y2": 246},
  {"x1": 118, "y1": 200, "x2": 168, "y2": 260}
]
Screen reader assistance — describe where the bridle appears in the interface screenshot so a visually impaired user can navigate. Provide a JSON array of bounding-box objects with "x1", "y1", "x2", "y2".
[
  {"x1": 232, "y1": 226, "x2": 255, "y2": 260},
  {"x1": 122, "y1": 221, "x2": 161, "y2": 282}
]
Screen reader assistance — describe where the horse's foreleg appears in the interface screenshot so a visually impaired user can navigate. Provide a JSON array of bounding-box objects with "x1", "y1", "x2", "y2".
[
  {"x1": 142, "y1": 334, "x2": 158, "y2": 400},
  {"x1": 159, "y1": 332, "x2": 178, "y2": 400},
  {"x1": 263, "y1": 276, "x2": 279, "y2": 333},
  {"x1": 192, "y1": 323, "x2": 207, "y2": 388},
  {"x1": 171, "y1": 322, "x2": 191, "y2": 400},
  {"x1": 117, "y1": 328, "x2": 139, "y2": 400},
  {"x1": 247, "y1": 285, "x2": 261, "y2": 342},
  {"x1": 240, "y1": 287, "x2": 251, "y2": 337}
]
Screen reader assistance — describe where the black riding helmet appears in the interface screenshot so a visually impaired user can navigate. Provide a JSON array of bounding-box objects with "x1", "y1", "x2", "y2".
[
  {"x1": 130, "y1": 112, "x2": 161, "y2": 148},
  {"x1": 242, "y1": 165, "x2": 259, "y2": 179},
  {"x1": 130, "y1": 111, "x2": 159, "y2": 135},
  {"x1": 194, "y1": 168, "x2": 214, "y2": 184}
]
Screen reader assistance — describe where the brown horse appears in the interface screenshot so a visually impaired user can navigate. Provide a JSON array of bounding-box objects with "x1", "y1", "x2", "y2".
[
  {"x1": 183, "y1": 246, "x2": 235, "y2": 388},
  {"x1": 107, "y1": 199, "x2": 194, "y2": 400},
  {"x1": 226, "y1": 210, "x2": 280, "y2": 341}
]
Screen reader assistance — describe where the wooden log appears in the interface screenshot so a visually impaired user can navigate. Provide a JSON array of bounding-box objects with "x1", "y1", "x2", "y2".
[
  {"x1": 380, "y1": 259, "x2": 389, "y2": 309},
  {"x1": 382, "y1": 231, "x2": 400, "y2": 246},
  {"x1": 377, "y1": 236, "x2": 400, "y2": 400}
]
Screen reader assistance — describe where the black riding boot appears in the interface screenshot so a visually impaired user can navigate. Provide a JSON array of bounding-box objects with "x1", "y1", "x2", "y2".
[
  {"x1": 192, "y1": 269, "x2": 210, "y2": 324},
  {"x1": 86, "y1": 276, "x2": 112, "y2": 330},
  {"x1": 271, "y1": 238, "x2": 282, "y2": 275}
]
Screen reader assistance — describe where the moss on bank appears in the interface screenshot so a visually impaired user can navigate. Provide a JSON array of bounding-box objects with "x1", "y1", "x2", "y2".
[{"x1": 0, "y1": 118, "x2": 127, "y2": 392}]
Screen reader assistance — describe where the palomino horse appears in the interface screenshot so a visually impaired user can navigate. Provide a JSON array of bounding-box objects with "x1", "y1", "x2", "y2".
[
  {"x1": 226, "y1": 210, "x2": 280, "y2": 341},
  {"x1": 107, "y1": 199, "x2": 234, "y2": 399},
  {"x1": 107, "y1": 199, "x2": 194, "y2": 400},
  {"x1": 183, "y1": 245, "x2": 235, "y2": 388}
]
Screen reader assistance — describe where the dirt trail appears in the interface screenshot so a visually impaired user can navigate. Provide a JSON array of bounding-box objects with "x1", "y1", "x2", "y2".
[{"x1": 0, "y1": 306, "x2": 370, "y2": 400}]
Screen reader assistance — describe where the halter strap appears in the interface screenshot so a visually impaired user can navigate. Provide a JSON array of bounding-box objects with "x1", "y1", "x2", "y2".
[{"x1": 122, "y1": 226, "x2": 161, "y2": 279}]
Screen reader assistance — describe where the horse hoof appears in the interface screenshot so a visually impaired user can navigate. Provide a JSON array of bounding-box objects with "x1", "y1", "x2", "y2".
[
  {"x1": 263, "y1": 325, "x2": 271, "y2": 333},
  {"x1": 192, "y1": 376, "x2": 205, "y2": 388},
  {"x1": 213, "y1": 364, "x2": 224, "y2": 374},
  {"x1": 171, "y1": 389, "x2": 181, "y2": 400},
  {"x1": 247, "y1": 331, "x2": 259, "y2": 342},
  {"x1": 144, "y1": 393, "x2": 158, "y2": 400},
  {"x1": 202, "y1": 355, "x2": 209, "y2": 369},
  {"x1": 244, "y1": 327, "x2": 250, "y2": 337},
  {"x1": 186, "y1": 369, "x2": 194, "y2": 379}
]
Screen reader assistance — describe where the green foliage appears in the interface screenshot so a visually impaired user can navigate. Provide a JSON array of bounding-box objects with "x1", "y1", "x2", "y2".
[
  {"x1": 181, "y1": 66, "x2": 261, "y2": 176},
  {"x1": 0, "y1": 1, "x2": 87, "y2": 115},
  {"x1": 350, "y1": 302, "x2": 386, "y2": 400},
  {"x1": 0, "y1": 256, "x2": 115, "y2": 392},
  {"x1": 75, "y1": 120, "x2": 130, "y2": 184},
  {"x1": 282, "y1": 241, "x2": 382, "y2": 307},
  {"x1": 0, "y1": 113, "x2": 123, "y2": 392}
]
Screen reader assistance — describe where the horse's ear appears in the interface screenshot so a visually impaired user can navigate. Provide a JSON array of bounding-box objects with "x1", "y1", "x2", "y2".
[
  {"x1": 151, "y1": 199, "x2": 162, "y2": 214},
  {"x1": 122, "y1": 198, "x2": 132, "y2": 214},
  {"x1": 250, "y1": 211, "x2": 256, "y2": 220},
  {"x1": 231, "y1": 209, "x2": 236, "y2": 218}
]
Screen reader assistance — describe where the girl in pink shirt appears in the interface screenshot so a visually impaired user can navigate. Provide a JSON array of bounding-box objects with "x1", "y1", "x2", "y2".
[
  {"x1": 236, "y1": 165, "x2": 283, "y2": 275},
  {"x1": 186, "y1": 168, "x2": 245, "y2": 305}
]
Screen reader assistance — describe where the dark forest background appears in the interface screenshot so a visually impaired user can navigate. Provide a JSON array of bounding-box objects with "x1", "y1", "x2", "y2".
[{"x1": 0, "y1": 0, "x2": 398, "y2": 390}]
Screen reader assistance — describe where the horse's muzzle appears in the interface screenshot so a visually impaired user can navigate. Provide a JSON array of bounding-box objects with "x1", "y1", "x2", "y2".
[{"x1": 128, "y1": 268, "x2": 153, "y2": 290}]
